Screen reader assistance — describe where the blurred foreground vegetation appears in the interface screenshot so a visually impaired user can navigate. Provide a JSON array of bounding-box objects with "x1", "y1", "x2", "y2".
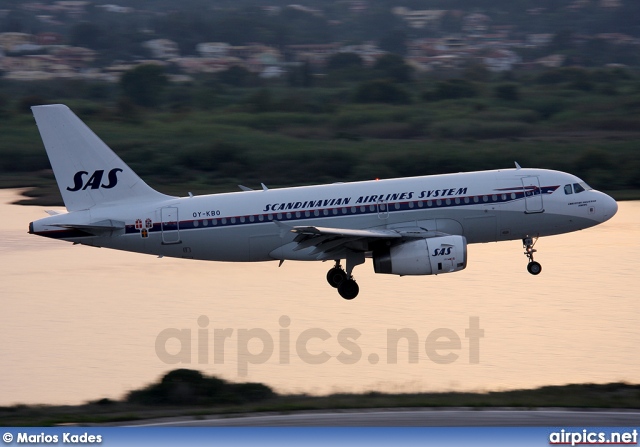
[
  {"x1": 1, "y1": 369, "x2": 639, "y2": 426},
  {"x1": 1, "y1": 65, "x2": 640, "y2": 205}
]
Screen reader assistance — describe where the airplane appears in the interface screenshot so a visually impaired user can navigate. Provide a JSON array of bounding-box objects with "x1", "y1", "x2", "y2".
[{"x1": 29, "y1": 104, "x2": 618, "y2": 300}]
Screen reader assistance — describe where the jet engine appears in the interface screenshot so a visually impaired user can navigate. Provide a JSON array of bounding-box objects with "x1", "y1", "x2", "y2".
[{"x1": 373, "y1": 235, "x2": 467, "y2": 276}]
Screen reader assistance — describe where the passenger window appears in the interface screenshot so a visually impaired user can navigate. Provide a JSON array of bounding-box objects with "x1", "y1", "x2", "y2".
[
  {"x1": 564, "y1": 184, "x2": 573, "y2": 195},
  {"x1": 573, "y1": 183, "x2": 585, "y2": 194}
]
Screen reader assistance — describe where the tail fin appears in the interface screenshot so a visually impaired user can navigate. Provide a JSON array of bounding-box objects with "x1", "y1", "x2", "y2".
[{"x1": 32, "y1": 104, "x2": 174, "y2": 211}]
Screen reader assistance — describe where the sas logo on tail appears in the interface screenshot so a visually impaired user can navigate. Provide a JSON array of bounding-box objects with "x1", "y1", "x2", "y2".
[
  {"x1": 67, "y1": 168, "x2": 123, "y2": 191},
  {"x1": 432, "y1": 246, "x2": 453, "y2": 256}
]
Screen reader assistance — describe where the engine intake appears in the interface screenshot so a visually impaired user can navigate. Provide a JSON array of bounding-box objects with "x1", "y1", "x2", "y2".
[{"x1": 373, "y1": 235, "x2": 467, "y2": 276}]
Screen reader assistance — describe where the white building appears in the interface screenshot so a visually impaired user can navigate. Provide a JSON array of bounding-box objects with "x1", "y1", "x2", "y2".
[
  {"x1": 143, "y1": 39, "x2": 179, "y2": 59},
  {"x1": 96, "y1": 4, "x2": 133, "y2": 13},
  {"x1": 483, "y1": 49, "x2": 521, "y2": 72},
  {"x1": 392, "y1": 7, "x2": 446, "y2": 29},
  {"x1": 196, "y1": 42, "x2": 230, "y2": 58},
  {"x1": 0, "y1": 33, "x2": 34, "y2": 52}
]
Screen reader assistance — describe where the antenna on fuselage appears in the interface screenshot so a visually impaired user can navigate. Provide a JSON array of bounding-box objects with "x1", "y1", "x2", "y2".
[{"x1": 514, "y1": 161, "x2": 522, "y2": 170}]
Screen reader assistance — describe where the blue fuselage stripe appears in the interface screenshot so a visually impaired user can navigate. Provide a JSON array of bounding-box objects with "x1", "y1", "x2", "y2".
[
  {"x1": 125, "y1": 186, "x2": 559, "y2": 235},
  {"x1": 36, "y1": 186, "x2": 559, "y2": 240}
]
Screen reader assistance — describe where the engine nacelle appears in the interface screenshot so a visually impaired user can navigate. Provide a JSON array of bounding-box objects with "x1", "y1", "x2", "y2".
[{"x1": 373, "y1": 235, "x2": 467, "y2": 276}]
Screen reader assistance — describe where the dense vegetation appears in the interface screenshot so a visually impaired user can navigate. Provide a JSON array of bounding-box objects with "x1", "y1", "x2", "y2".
[
  {"x1": 0, "y1": 369, "x2": 638, "y2": 426},
  {"x1": 1, "y1": 64, "x2": 639, "y2": 204},
  {"x1": 126, "y1": 369, "x2": 275, "y2": 406}
]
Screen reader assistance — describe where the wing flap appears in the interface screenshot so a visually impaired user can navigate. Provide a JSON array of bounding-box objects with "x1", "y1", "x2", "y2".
[
  {"x1": 282, "y1": 225, "x2": 402, "y2": 259},
  {"x1": 291, "y1": 226, "x2": 402, "y2": 239}
]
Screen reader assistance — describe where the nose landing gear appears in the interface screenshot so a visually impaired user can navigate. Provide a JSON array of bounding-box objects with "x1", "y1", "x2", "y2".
[{"x1": 523, "y1": 237, "x2": 542, "y2": 275}]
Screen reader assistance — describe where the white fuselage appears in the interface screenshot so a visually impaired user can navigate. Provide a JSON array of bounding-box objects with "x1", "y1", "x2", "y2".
[{"x1": 31, "y1": 168, "x2": 618, "y2": 264}]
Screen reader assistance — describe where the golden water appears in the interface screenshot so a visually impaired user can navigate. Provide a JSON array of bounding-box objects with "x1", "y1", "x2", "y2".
[{"x1": 1, "y1": 189, "x2": 638, "y2": 405}]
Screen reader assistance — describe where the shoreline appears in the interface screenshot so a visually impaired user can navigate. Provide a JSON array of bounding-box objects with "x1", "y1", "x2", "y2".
[{"x1": 2, "y1": 382, "x2": 639, "y2": 426}]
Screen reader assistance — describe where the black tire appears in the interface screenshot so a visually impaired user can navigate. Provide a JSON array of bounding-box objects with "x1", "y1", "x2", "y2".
[
  {"x1": 338, "y1": 279, "x2": 359, "y2": 300},
  {"x1": 527, "y1": 261, "x2": 542, "y2": 275},
  {"x1": 327, "y1": 267, "x2": 347, "y2": 288}
]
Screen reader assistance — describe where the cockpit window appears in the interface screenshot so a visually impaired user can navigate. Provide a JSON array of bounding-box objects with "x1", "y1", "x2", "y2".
[
  {"x1": 573, "y1": 183, "x2": 585, "y2": 193},
  {"x1": 564, "y1": 184, "x2": 573, "y2": 195}
]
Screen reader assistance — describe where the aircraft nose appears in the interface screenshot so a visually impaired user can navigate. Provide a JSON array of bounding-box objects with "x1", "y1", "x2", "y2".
[{"x1": 600, "y1": 193, "x2": 618, "y2": 223}]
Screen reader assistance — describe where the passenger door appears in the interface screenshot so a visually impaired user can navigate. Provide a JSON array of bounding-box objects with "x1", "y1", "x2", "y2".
[{"x1": 521, "y1": 176, "x2": 544, "y2": 213}]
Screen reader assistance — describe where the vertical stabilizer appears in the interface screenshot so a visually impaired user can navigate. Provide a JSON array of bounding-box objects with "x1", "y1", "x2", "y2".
[{"x1": 32, "y1": 104, "x2": 174, "y2": 211}]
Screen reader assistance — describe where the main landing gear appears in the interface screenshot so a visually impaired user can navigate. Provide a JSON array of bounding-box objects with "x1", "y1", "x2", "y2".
[
  {"x1": 523, "y1": 236, "x2": 542, "y2": 275},
  {"x1": 326, "y1": 260, "x2": 360, "y2": 300}
]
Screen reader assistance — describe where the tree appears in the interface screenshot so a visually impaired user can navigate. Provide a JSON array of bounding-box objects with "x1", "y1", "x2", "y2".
[
  {"x1": 217, "y1": 65, "x2": 256, "y2": 87},
  {"x1": 463, "y1": 64, "x2": 491, "y2": 83},
  {"x1": 324, "y1": 53, "x2": 367, "y2": 84},
  {"x1": 2, "y1": 10, "x2": 31, "y2": 33},
  {"x1": 547, "y1": 29, "x2": 575, "y2": 53},
  {"x1": 126, "y1": 369, "x2": 275, "y2": 406},
  {"x1": 246, "y1": 89, "x2": 273, "y2": 113},
  {"x1": 494, "y1": 83, "x2": 520, "y2": 101},
  {"x1": 440, "y1": 11, "x2": 463, "y2": 34},
  {"x1": 18, "y1": 95, "x2": 47, "y2": 114},
  {"x1": 120, "y1": 64, "x2": 168, "y2": 108},
  {"x1": 327, "y1": 53, "x2": 364, "y2": 71},
  {"x1": 358, "y1": 8, "x2": 404, "y2": 42},
  {"x1": 379, "y1": 30, "x2": 408, "y2": 56},
  {"x1": 353, "y1": 79, "x2": 410, "y2": 104},
  {"x1": 423, "y1": 79, "x2": 478, "y2": 101},
  {"x1": 287, "y1": 61, "x2": 314, "y2": 88},
  {"x1": 373, "y1": 54, "x2": 413, "y2": 83},
  {"x1": 70, "y1": 22, "x2": 106, "y2": 50}
]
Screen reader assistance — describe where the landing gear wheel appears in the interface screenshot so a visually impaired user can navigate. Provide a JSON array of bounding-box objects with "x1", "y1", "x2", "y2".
[
  {"x1": 527, "y1": 261, "x2": 542, "y2": 275},
  {"x1": 523, "y1": 236, "x2": 542, "y2": 275},
  {"x1": 338, "y1": 279, "x2": 359, "y2": 300},
  {"x1": 326, "y1": 267, "x2": 347, "y2": 288}
]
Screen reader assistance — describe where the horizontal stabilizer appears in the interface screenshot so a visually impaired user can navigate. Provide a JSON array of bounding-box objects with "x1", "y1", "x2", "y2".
[{"x1": 52, "y1": 219, "x2": 125, "y2": 236}]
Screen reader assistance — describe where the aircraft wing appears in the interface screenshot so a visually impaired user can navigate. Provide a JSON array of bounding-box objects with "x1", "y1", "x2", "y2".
[{"x1": 286, "y1": 224, "x2": 446, "y2": 260}]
